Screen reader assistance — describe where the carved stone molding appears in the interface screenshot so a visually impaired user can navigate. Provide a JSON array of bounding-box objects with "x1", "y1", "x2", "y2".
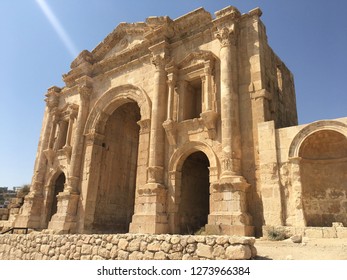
[
  {"x1": 163, "y1": 119, "x2": 177, "y2": 145},
  {"x1": 43, "y1": 148, "x2": 56, "y2": 166},
  {"x1": 214, "y1": 6, "x2": 241, "y2": 20},
  {"x1": 61, "y1": 145, "x2": 72, "y2": 162},
  {"x1": 212, "y1": 176, "x2": 250, "y2": 192},
  {"x1": 151, "y1": 54, "x2": 166, "y2": 71},
  {"x1": 215, "y1": 25, "x2": 238, "y2": 47},
  {"x1": 200, "y1": 110, "x2": 219, "y2": 139},
  {"x1": 147, "y1": 166, "x2": 164, "y2": 184},
  {"x1": 85, "y1": 130, "x2": 105, "y2": 146},
  {"x1": 137, "y1": 183, "x2": 167, "y2": 196},
  {"x1": 45, "y1": 86, "x2": 61, "y2": 110},
  {"x1": 137, "y1": 119, "x2": 151, "y2": 134}
]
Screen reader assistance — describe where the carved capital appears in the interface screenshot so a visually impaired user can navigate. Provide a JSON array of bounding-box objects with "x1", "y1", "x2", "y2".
[
  {"x1": 147, "y1": 166, "x2": 164, "y2": 184},
  {"x1": 163, "y1": 119, "x2": 177, "y2": 146},
  {"x1": 137, "y1": 119, "x2": 151, "y2": 134},
  {"x1": 68, "y1": 104, "x2": 79, "y2": 119},
  {"x1": 151, "y1": 54, "x2": 167, "y2": 71},
  {"x1": 43, "y1": 148, "x2": 56, "y2": 166},
  {"x1": 78, "y1": 84, "x2": 92, "y2": 101},
  {"x1": 45, "y1": 86, "x2": 61, "y2": 110},
  {"x1": 215, "y1": 25, "x2": 238, "y2": 47},
  {"x1": 76, "y1": 76, "x2": 93, "y2": 101},
  {"x1": 200, "y1": 110, "x2": 219, "y2": 139},
  {"x1": 85, "y1": 130, "x2": 105, "y2": 146}
]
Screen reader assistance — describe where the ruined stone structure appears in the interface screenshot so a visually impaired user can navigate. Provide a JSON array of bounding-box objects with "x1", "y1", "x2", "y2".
[{"x1": 12, "y1": 6, "x2": 347, "y2": 236}]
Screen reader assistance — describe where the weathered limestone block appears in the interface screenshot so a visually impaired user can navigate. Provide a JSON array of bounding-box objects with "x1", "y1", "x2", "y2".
[
  {"x1": 118, "y1": 239, "x2": 128, "y2": 250},
  {"x1": 117, "y1": 250, "x2": 129, "y2": 260},
  {"x1": 160, "y1": 241, "x2": 172, "y2": 253},
  {"x1": 196, "y1": 243, "x2": 212, "y2": 259},
  {"x1": 147, "y1": 241, "x2": 161, "y2": 251},
  {"x1": 225, "y1": 244, "x2": 252, "y2": 260},
  {"x1": 128, "y1": 238, "x2": 141, "y2": 252},
  {"x1": 110, "y1": 246, "x2": 118, "y2": 259},
  {"x1": 129, "y1": 251, "x2": 143, "y2": 260},
  {"x1": 154, "y1": 251, "x2": 167, "y2": 260},
  {"x1": 168, "y1": 252, "x2": 183, "y2": 260},
  {"x1": 212, "y1": 245, "x2": 225, "y2": 258}
]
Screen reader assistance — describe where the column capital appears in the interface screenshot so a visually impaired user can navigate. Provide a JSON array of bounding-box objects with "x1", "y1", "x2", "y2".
[
  {"x1": 215, "y1": 25, "x2": 238, "y2": 47},
  {"x1": 85, "y1": 130, "x2": 105, "y2": 146},
  {"x1": 137, "y1": 119, "x2": 151, "y2": 134},
  {"x1": 151, "y1": 54, "x2": 167, "y2": 71},
  {"x1": 68, "y1": 103, "x2": 79, "y2": 119},
  {"x1": 45, "y1": 86, "x2": 61, "y2": 110},
  {"x1": 76, "y1": 76, "x2": 93, "y2": 101}
]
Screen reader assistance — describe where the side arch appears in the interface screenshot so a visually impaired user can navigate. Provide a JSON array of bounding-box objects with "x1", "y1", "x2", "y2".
[
  {"x1": 84, "y1": 84, "x2": 151, "y2": 135},
  {"x1": 286, "y1": 120, "x2": 347, "y2": 227},
  {"x1": 288, "y1": 120, "x2": 347, "y2": 158}
]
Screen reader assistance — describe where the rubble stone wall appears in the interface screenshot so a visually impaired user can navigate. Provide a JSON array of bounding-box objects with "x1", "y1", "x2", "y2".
[{"x1": 0, "y1": 233, "x2": 256, "y2": 260}]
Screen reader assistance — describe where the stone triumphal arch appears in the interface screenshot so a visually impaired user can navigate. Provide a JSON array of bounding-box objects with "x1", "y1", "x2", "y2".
[{"x1": 9, "y1": 5, "x2": 347, "y2": 237}]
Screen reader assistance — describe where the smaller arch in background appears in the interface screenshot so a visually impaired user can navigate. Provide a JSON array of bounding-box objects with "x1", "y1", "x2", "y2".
[{"x1": 288, "y1": 120, "x2": 347, "y2": 159}]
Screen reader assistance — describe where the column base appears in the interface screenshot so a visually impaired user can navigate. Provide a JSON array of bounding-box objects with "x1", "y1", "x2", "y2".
[
  {"x1": 129, "y1": 183, "x2": 169, "y2": 234},
  {"x1": 48, "y1": 192, "x2": 79, "y2": 233},
  {"x1": 207, "y1": 176, "x2": 254, "y2": 236},
  {"x1": 14, "y1": 192, "x2": 44, "y2": 229}
]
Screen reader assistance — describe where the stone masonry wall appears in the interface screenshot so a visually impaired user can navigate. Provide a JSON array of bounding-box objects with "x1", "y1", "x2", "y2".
[{"x1": 0, "y1": 233, "x2": 256, "y2": 260}]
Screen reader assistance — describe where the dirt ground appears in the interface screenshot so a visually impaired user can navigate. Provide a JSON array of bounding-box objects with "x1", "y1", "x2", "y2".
[{"x1": 254, "y1": 237, "x2": 347, "y2": 260}]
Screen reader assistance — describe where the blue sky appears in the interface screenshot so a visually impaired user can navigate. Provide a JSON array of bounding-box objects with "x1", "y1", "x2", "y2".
[{"x1": 0, "y1": 0, "x2": 346, "y2": 187}]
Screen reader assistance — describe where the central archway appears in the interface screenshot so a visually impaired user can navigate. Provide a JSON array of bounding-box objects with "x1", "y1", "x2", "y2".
[
  {"x1": 178, "y1": 151, "x2": 210, "y2": 234},
  {"x1": 92, "y1": 102, "x2": 140, "y2": 233}
]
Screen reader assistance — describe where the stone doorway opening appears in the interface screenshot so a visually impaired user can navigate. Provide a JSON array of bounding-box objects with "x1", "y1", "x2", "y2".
[
  {"x1": 48, "y1": 172, "x2": 65, "y2": 222},
  {"x1": 93, "y1": 102, "x2": 140, "y2": 233},
  {"x1": 178, "y1": 151, "x2": 210, "y2": 234},
  {"x1": 299, "y1": 130, "x2": 347, "y2": 227}
]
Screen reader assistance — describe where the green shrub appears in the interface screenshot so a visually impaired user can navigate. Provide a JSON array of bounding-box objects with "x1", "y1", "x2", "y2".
[{"x1": 267, "y1": 228, "x2": 287, "y2": 241}]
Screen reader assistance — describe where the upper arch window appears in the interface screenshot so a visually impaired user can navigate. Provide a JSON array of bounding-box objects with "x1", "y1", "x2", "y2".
[{"x1": 175, "y1": 51, "x2": 217, "y2": 122}]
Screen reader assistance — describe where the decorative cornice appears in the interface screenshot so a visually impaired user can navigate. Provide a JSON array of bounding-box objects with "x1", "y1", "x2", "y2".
[
  {"x1": 70, "y1": 50, "x2": 94, "y2": 69},
  {"x1": 214, "y1": 6, "x2": 241, "y2": 20}
]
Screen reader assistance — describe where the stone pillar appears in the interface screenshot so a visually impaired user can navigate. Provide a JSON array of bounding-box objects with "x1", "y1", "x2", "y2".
[
  {"x1": 48, "y1": 77, "x2": 92, "y2": 233},
  {"x1": 203, "y1": 61, "x2": 212, "y2": 111},
  {"x1": 177, "y1": 80, "x2": 188, "y2": 122},
  {"x1": 200, "y1": 60, "x2": 219, "y2": 139},
  {"x1": 61, "y1": 105, "x2": 78, "y2": 160},
  {"x1": 205, "y1": 6, "x2": 253, "y2": 236},
  {"x1": 77, "y1": 131, "x2": 105, "y2": 233},
  {"x1": 147, "y1": 52, "x2": 167, "y2": 183},
  {"x1": 130, "y1": 41, "x2": 169, "y2": 234},
  {"x1": 15, "y1": 86, "x2": 61, "y2": 229},
  {"x1": 257, "y1": 121, "x2": 283, "y2": 227},
  {"x1": 289, "y1": 157, "x2": 306, "y2": 227},
  {"x1": 66, "y1": 79, "x2": 92, "y2": 193},
  {"x1": 53, "y1": 120, "x2": 68, "y2": 151},
  {"x1": 163, "y1": 66, "x2": 177, "y2": 146},
  {"x1": 216, "y1": 24, "x2": 242, "y2": 177}
]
